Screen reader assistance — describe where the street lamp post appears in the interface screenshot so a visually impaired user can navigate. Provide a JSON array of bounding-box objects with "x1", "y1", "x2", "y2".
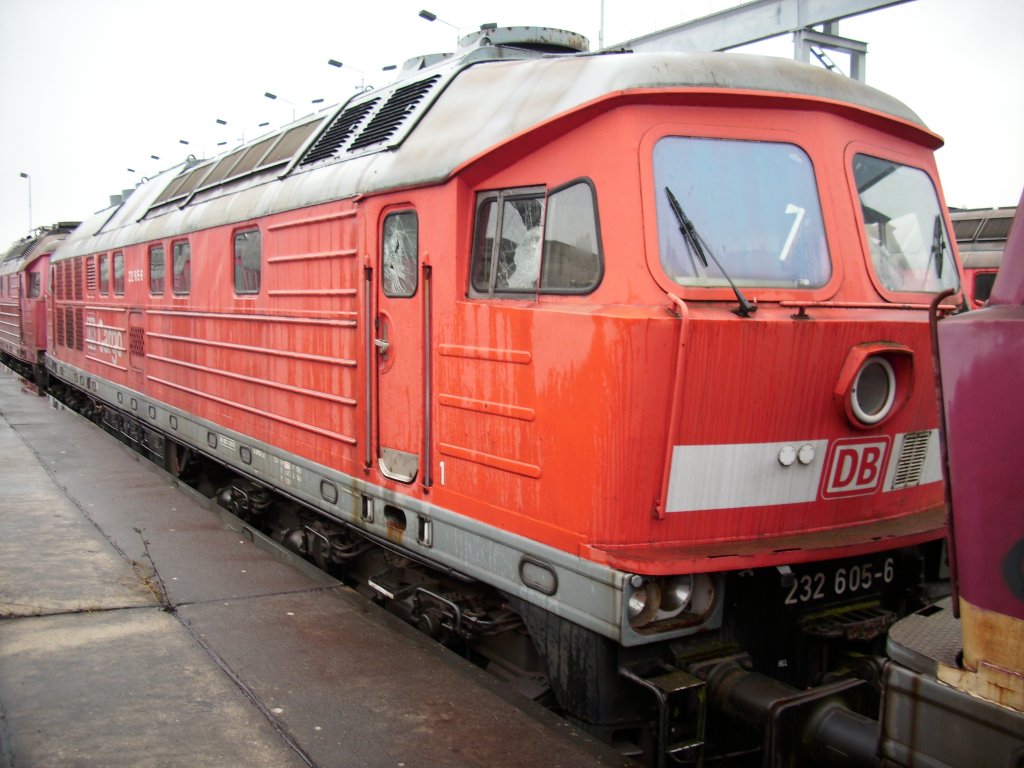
[
  {"x1": 328, "y1": 59, "x2": 367, "y2": 92},
  {"x1": 264, "y1": 91, "x2": 296, "y2": 121},
  {"x1": 328, "y1": 59, "x2": 395, "y2": 92},
  {"x1": 418, "y1": 9, "x2": 462, "y2": 46},
  {"x1": 19, "y1": 172, "x2": 31, "y2": 233},
  {"x1": 418, "y1": 9, "x2": 458, "y2": 31}
]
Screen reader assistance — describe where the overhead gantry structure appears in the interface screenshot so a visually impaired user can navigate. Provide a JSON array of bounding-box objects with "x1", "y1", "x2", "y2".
[{"x1": 607, "y1": 0, "x2": 916, "y2": 81}]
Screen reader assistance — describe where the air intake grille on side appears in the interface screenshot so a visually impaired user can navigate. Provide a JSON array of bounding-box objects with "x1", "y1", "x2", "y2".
[
  {"x1": 348, "y1": 75, "x2": 441, "y2": 151},
  {"x1": 75, "y1": 308, "x2": 84, "y2": 351},
  {"x1": 65, "y1": 307, "x2": 75, "y2": 350},
  {"x1": 129, "y1": 327, "x2": 145, "y2": 357},
  {"x1": 300, "y1": 100, "x2": 379, "y2": 166},
  {"x1": 74, "y1": 258, "x2": 83, "y2": 300}
]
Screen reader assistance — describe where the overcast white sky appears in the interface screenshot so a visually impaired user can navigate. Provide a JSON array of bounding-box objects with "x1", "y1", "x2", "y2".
[{"x1": 1, "y1": 0, "x2": 1021, "y2": 247}]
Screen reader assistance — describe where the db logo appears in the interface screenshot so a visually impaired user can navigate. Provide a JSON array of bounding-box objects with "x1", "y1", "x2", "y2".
[{"x1": 821, "y1": 437, "x2": 891, "y2": 499}]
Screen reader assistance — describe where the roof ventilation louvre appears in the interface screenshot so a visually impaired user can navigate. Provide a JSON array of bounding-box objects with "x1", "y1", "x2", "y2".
[
  {"x1": 300, "y1": 99, "x2": 380, "y2": 166},
  {"x1": 348, "y1": 75, "x2": 441, "y2": 152}
]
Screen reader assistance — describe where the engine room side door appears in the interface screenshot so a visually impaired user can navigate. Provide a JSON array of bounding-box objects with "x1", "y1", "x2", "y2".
[{"x1": 374, "y1": 209, "x2": 423, "y2": 483}]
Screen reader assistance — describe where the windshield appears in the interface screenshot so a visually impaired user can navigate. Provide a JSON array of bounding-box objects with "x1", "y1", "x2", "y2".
[
  {"x1": 654, "y1": 137, "x2": 831, "y2": 289},
  {"x1": 853, "y1": 154, "x2": 959, "y2": 294}
]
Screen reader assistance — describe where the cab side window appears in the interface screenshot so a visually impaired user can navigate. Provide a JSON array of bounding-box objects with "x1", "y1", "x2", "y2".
[
  {"x1": 541, "y1": 181, "x2": 603, "y2": 292},
  {"x1": 470, "y1": 180, "x2": 602, "y2": 297}
]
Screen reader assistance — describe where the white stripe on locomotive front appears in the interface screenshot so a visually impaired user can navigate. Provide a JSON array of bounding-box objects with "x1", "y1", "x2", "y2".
[{"x1": 665, "y1": 431, "x2": 941, "y2": 513}]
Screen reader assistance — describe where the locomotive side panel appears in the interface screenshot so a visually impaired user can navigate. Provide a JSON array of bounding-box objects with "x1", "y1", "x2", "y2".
[
  {"x1": 49, "y1": 203, "x2": 366, "y2": 483},
  {"x1": 141, "y1": 206, "x2": 364, "y2": 473},
  {"x1": 140, "y1": 204, "x2": 364, "y2": 479}
]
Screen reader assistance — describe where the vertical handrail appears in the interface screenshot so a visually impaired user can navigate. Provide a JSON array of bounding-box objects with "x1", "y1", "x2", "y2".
[
  {"x1": 422, "y1": 263, "x2": 433, "y2": 489},
  {"x1": 364, "y1": 266, "x2": 374, "y2": 469},
  {"x1": 929, "y1": 287, "x2": 959, "y2": 616},
  {"x1": 655, "y1": 292, "x2": 690, "y2": 519}
]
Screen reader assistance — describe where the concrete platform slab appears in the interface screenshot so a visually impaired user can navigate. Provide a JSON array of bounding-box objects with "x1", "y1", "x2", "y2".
[
  {"x1": 0, "y1": 393, "x2": 156, "y2": 617},
  {"x1": 0, "y1": 609, "x2": 309, "y2": 768}
]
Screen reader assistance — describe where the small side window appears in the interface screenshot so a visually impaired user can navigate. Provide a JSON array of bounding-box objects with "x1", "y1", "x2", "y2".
[
  {"x1": 98, "y1": 254, "x2": 109, "y2": 295},
  {"x1": 28, "y1": 272, "x2": 41, "y2": 298},
  {"x1": 382, "y1": 211, "x2": 418, "y2": 298},
  {"x1": 113, "y1": 252, "x2": 125, "y2": 295},
  {"x1": 173, "y1": 240, "x2": 191, "y2": 295},
  {"x1": 234, "y1": 229, "x2": 261, "y2": 295},
  {"x1": 149, "y1": 245, "x2": 165, "y2": 295}
]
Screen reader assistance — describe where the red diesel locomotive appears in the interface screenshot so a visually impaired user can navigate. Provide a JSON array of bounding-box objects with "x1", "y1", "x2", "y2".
[
  {"x1": 43, "y1": 26, "x2": 963, "y2": 764},
  {"x1": 0, "y1": 223, "x2": 78, "y2": 386}
]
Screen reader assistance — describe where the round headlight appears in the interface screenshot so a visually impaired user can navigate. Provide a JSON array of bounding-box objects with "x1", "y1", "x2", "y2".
[
  {"x1": 659, "y1": 575, "x2": 694, "y2": 617},
  {"x1": 627, "y1": 580, "x2": 661, "y2": 627},
  {"x1": 850, "y1": 356, "x2": 895, "y2": 425}
]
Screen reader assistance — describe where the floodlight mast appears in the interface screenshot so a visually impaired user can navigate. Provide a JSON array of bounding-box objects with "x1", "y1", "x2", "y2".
[{"x1": 18, "y1": 172, "x2": 31, "y2": 233}]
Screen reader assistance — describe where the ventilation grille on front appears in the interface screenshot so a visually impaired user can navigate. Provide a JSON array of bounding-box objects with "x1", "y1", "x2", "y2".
[
  {"x1": 348, "y1": 75, "x2": 440, "y2": 151},
  {"x1": 300, "y1": 100, "x2": 379, "y2": 166},
  {"x1": 891, "y1": 431, "x2": 931, "y2": 489}
]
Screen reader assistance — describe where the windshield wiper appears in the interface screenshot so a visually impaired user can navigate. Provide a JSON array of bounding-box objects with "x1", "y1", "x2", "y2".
[
  {"x1": 931, "y1": 214, "x2": 946, "y2": 279},
  {"x1": 665, "y1": 186, "x2": 756, "y2": 317}
]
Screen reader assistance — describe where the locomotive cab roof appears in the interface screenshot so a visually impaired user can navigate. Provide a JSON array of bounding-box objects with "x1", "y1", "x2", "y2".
[{"x1": 56, "y1": 28, "x2": 934, "y2": 260}]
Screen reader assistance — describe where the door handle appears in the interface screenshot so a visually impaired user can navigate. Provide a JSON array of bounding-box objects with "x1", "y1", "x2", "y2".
[{"x1": 374, "y1": 337, "x2": 389, "y2": 356}]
